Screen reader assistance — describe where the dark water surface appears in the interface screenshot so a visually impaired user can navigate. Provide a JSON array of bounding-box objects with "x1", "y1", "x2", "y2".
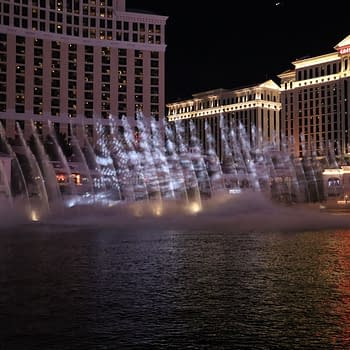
[{"x1": 2, "y1": 220, "x2": 350, "y2": 349}]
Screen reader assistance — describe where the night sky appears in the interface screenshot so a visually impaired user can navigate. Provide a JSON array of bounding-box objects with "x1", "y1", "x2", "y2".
[{"x1": 126, "y1": 0, "x2": 349, "y2": 103}]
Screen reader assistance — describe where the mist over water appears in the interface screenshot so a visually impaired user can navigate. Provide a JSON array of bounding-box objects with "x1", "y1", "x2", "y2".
[
  {"x1": 1, "y1": 191, "x2": 349, "y2": 234},
  {"x1": 0, "y1": 114, "x2": 335, "y2": 234}
]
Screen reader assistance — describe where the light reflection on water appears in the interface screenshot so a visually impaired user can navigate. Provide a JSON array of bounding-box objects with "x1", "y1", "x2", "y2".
[{"x1": 1, "y1": 224, "x2": 350, "y2": 349}]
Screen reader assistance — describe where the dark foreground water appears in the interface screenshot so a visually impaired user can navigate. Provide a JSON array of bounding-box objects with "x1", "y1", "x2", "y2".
[{"x1": 2, "y1": 194, "x2": 350, "y2": 349}]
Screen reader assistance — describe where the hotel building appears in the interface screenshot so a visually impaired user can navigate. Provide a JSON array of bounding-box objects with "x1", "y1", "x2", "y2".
[
  {"x1": 0, "y1": 0, "x2": 167, "y2": 144},
  {"x1": 167, "y1": 34, "x2": 350, "y2": 164},
  {"x1": 278, "y1": 34, "x2": 350, "y2": 159},
  {"x1": 166, "y1": 80, "x2": 282, "y2": 160}
]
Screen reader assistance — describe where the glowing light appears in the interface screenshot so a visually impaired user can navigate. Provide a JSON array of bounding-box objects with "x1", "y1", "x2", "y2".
[
  {"x1": 188, "y1": 201, "x2": 202, "y2": 214},
  {"x1": 152, "y1": 204, "x2": 163, "y2": 216},
  {"x1": 56, "y1": 173, "x2": 66, "y2": 183},
  {"x1": 30, "y1": 210, "x2": 40, "y2": 222},
  {"x1": 72, "y1": 173, "x2": 81, "y2": 185}
]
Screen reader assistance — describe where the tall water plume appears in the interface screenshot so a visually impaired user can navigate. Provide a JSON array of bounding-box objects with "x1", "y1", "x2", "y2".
[
  {"x1": 15, "y1": 122, "x2": 50, "y2": 216},
  {"x1": 0, "y1": 115, "x2": 330, "y2": 221}
]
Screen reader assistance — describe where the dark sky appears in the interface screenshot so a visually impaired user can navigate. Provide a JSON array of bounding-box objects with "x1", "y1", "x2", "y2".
[{"x1": 126, "y1": 0, "x2": 349, "y2": 103}]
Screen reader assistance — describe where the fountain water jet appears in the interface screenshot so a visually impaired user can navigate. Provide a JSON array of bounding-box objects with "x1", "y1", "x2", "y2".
[
  {"x1": 0, "y1": 115, "x2": 329, "y2": 222},
  {"x1": 15, "y1": 122, "x2": 50, "y2": 218}
]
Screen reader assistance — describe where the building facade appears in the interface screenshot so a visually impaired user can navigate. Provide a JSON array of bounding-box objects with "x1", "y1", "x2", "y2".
[
  {"x1": 166, "y1": 80, "x2": 282, "y2": 160},
  {"x1": 278, "y1": 34, "x2": 350, "y2": 159},
  {"x1": 0, "y1": 0, "x2": 167, "y2": 144}
]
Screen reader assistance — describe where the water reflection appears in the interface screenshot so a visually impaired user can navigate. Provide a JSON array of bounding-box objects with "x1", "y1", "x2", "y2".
[
  {"x1": 329, "y1": 231, "x2": 350, "y2": 347},
  {"x1": 2, "y1": 227, "x2": 350, "y2": 349}
]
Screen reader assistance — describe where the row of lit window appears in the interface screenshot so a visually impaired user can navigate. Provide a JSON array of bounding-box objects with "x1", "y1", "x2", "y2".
[
  {"x1": 8, "y1": 37, "x2": 159, "y2": 61},
  {"x1": 23, "y1": 65, "x2": 158, "y2": 83},
  {"x1": 286, "y1": 107, "x2": 336, "y2": 117},
  {"x1": 15, "y1": 39, "x2": 25, "y2": 112},
  {"x1": 9, "y1": 1, "x2": 114, "y2": 9},
  {"x1": 84, "y1": 47, "x2": 94, "y2": 118},
  {"x1": 295, "y1": 88, "x2": 338, "y2": 101},
  {"x1": 34, "y1": 22, "x2": 161, "y2": 43},
  {"x1": 0, "y1": 97, "x2": 159, "y2": 119},
  {"x1": 1, "y1": 6, "x2": 161, "y2": 33},
  {"x1": 101, "y1": 47, "x2": 111, "y2": 114},
  {"x1": 51, "y1": 45, "x2": 60, "y2": 116},
  {"x1": 283, "y1": 98, "x2": 339, "y2": 112},
  {"x1": 2, "y1": 1, "x2": 115, "y2": 16},
  {"x1": 67, "y1": 44, "x2": 76, "y2": 116},
  {"x1": 297, "y1": 63, "x2": 341, "y2": 81},
  {"x1": 296, "y1": 116, "x2": 336, "y2": 125},
  {"x1": 298, "y1": 106, "x2": 338, "y2": 115},
  {"x1": 8, "y1": 91, "x2": 159, "y2": 109},
  {"x1": 33, "y1": 35, "x2": 43, "y2": 115}
]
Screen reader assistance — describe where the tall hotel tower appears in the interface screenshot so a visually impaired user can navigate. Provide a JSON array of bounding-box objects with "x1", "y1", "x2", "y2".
[
  {"x1": 0, "y1": 0, "x2": 167, "y2": 143},
  {"x1": 278, "y1": 34, "x2": 350, "y2": 159}
]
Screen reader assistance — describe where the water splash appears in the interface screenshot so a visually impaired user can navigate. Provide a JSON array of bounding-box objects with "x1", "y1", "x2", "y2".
[{"x1": 0, "y1": 114, "x2": 329, "y2": 223}]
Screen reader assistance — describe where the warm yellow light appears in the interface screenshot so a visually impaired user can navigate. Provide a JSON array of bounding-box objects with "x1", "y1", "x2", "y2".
[
  {"x1": 31, "y1": 210, "x2": 39, "y2": 222},
  {"x1": 188, "y1": 201, "x2": 201, "y2": 214},
  {"x1": 56, "y1": 173, "x2": 66, "y2": 183},
  {"x1": 72, "y1": 173, "x2": 81, "y2": 185},
  {"x1": 152, "y1": 204, "x2": 163, "y2": 217}
]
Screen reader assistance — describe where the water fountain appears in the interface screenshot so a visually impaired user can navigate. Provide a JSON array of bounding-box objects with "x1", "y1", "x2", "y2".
[
  {"x1": 5, "y1": 112, "x2": 350, "y2": 350},
  {"x1": 0, "y1": 113, "x2": 328, "y2": 222}
]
